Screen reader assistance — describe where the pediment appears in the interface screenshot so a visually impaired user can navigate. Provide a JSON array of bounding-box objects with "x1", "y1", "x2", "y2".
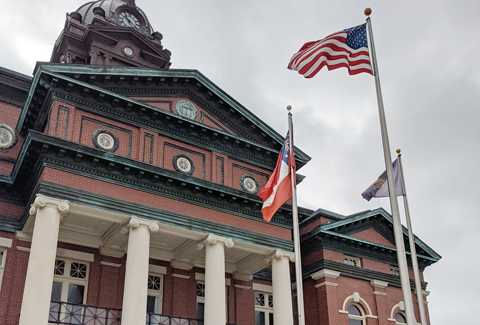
[
  {"x1": 321, "y1": 209, "x2": 441, "y2": 262},
  {"x1": 18, "y1": 63, "x2": 311, "y2": 171}
]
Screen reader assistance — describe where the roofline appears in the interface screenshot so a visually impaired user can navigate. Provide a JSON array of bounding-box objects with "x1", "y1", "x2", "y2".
[{"x1": 320, "y1": 208, "x2": 442, "y2": 261}]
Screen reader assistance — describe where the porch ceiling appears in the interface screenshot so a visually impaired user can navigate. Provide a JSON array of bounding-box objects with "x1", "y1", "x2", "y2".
[{"x1": 18, "y1": 203, "x2": 278, "y2": 279}]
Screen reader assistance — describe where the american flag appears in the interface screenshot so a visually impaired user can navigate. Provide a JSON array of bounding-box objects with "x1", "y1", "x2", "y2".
[{"x1": 287, "y1": 23, "x2": 372, "y2": 78}]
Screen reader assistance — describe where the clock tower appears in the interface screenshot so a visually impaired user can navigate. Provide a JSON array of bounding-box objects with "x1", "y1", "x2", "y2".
[{"x1": 50, "y1": 0, "x2": 171, "y2": 69}]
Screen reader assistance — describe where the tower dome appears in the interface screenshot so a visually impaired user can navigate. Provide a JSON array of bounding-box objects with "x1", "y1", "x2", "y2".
[
  {"x1": 74, "y1": 0, "x2": 155, "y2": 38},
  {"x1": 51, "y1": 0, "x2": 171, "y2": 69}
]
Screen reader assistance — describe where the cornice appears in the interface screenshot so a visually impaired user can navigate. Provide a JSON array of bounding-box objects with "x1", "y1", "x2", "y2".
[
  {"x1": 301, "y1": 227, "x2": 438, "y2": 270},
  {"x1": 303, "y1": 259, "x2": 428, "y2": 291},
  {"x1": 0, "y1": 131, "x2": 296, "y2": 228}
]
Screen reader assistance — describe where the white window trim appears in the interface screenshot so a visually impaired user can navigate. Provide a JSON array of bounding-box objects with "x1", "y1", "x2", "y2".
[
  {"x1": 195, "y1": 280, "x2": 228, "y2": 321},
  {"x1": 347, "y1": 303, "x2": 366, "y2": 324},
  {"x1": 0, "y1": 238, "x2": 12, "y2": 292},
  {"x1": 147, "y1": 265, "x2": 165, "y2": 314},
  {"x1": 344, "y1": 255, "x2": 361, "y2": 267},
  {"x1": 340, "y1": 292, "x2": 376, "y2": 319},
  {"x1": 52, "y1": 257, "x2": 90, "y2": 304},
  {"x1": 254, "y1": 291, "x2": 274, "y2": 325}
]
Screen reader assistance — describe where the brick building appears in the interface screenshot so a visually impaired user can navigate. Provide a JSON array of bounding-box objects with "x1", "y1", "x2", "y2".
[{"x1": 0, "y1": 1, "x2": 440, "y2": 324}]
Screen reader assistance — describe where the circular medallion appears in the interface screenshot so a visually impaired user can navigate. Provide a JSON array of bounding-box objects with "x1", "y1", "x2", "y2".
[
  {"x1": 0, "y1": 124, "x2": 17, "y2": 149},
  {"x1": 92, "y1": 129, "x2": 119, "y2": 152},
  {"x1": 122, "y1": 46, "x2": 134, "y2": 57},
  {"x1": 172, "y1": 153, "x2": 195, "y2": 175},
  {"x1": 176, "y1": 100, "x2": 198, "y2": 120},
  {"x1": 240, "y1": 174, "x2": 259, "y2": 194}
]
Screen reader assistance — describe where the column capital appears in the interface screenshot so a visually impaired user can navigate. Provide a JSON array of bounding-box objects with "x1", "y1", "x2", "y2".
[
  {"x1": 29, "y1": 194, "x2": 70, "y2": 217},
  {"x1": 121, "y1": 216, "x2": 159, "y2": 234},
  {"x1": 196, "y1": 234, "x2": 234, "y2": 250},
  {"x1": 265, "y1": 249, "x2": 295, "y2": 264}
]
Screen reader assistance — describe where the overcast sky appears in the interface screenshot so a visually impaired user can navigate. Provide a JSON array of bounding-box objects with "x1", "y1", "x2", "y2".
[{"x1": 1, "y1": 1, "x2": 479, "y2": 324}]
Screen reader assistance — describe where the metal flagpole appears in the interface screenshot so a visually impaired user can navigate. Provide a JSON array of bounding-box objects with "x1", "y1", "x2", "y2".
[
  {"x1": 397, "y1": 149, "x2": 428, "y2": 325},
  {"x1": 364, "y1": 9, "x2": 417, "y2": 325},
  {"x1": 287, "y1": 105, "x2": 305, "y2": 325}
]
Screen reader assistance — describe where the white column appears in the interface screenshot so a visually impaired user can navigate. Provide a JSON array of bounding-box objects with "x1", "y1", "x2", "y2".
[
  {"x1": 271, "y1": 250, "x2": 295, "y2": 325},
  {"x1": 197, "y1": 234, "x2": 234, "y2": 325},
  {"x1": 121, "y1": 216, "x2": 159, "y2": 325},
  {"x1": 19, "y1": 194, "x2": 69, "y2": 325}
]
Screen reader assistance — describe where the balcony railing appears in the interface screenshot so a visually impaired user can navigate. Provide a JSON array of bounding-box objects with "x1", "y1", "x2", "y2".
[
  {"x1": 48, "y1": 301, "x2": 223, "y2": 325},
  {"x1": 49, "y1": 301, "x2": 122, "y2": 324},
  {"x1": 146, "y1": 313, "x2": 201, "y2": 325}
]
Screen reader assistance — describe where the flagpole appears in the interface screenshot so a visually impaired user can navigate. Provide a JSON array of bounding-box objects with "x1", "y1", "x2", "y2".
[
  {"x1": 365, "y1": 9, "x2": 417, "y2": 325},
  {"x1": 287, "y1": 105, "x2": 305, "y2": 325},
  {"x1": 397, "y1": 149, "x2": 428, "y2": 325}
]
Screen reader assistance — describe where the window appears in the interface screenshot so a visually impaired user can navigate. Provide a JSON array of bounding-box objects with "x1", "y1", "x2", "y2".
[
  {"x1": 344, "y1": 256, "x2": 361, "y2": 267},
  {"x1": 49, "y1": 258, "x2": 89, "y2": 324},
  {"x1": 195, "y1": 280, "x2": 228, "y2": 324},
  {"x1": 255, "y1": 292, "x2": 274, "y2": 325},
  {"x1": 0, "y1": 248, "x2": 6, "y2": 292},
  {"x1": 196, "y1": 282, "x2": 205, "y2": 325},
  {"x1": 147, "y1": 274, "x2": 164, "y2": 314},
  {"x1": 395, "y1": 312, "x2": 407, "y2": 325},
  {"x1": 348, "y1": 304, "x2": 365, "y2": 325},
  {"x1": 390, "y1": 267, "x2": 400, "y2": 276}
]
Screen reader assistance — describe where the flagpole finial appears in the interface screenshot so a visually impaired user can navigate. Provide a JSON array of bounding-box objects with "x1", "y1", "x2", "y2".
[
  {"x1": 396, "y1": 149, "x2": 401, "y2": 153},
  {"x1": 287, "y1": 105, "x2": 292, "y2": 111},
  {"x1": 364, "y1": 8, "x2": 372, "y2": 16}
]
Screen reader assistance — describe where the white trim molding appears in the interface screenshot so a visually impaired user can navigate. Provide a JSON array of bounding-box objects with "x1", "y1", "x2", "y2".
[
  {"x1": 340, "y1": 292, "x2": 377, "y2": 319},
  {"x1": 315, "y1": 281, "x2": 338, "y2": 288},
  {"x1": 253, "y1": 283, "x2": 273, "y2": 294},
  {"x1": 56, "y1": 248, "x2": 94, "y2": 263},
  {"x1": 311, "y1": 269, "x2": 341, "y2": 281},
  {"x1": 0, "y1": 238, "x2": 12, "y2": 248}
]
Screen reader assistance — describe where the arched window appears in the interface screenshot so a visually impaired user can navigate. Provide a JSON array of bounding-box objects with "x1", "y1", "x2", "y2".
[
  {"x1": 395, "y1": 312, "x2": 407, "y2": 325},
  {"x1": 348, "y1": 304, "x2": 365, "y2": 325}
]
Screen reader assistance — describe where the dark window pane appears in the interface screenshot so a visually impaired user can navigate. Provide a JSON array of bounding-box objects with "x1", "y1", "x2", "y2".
[
  {"x1": 51, "y1": 281, "x2": 62, "y2": 300},
  {"x1": 269, "y1": 312, "x2": 274, "y2": 325},
  {"x1": 348, "y1": 319, "x2": 363, "y2": 325},
  {"x1": 67, "y1": 284, "x2": 85, "y2": 304},
  {"x1": 348, "y1": 304, "x2": 362, "y2": 316},
  {"x1": 147, "y1": 295, "x2": 158, "y2": 314},
  {"x1": 255, "y1": 311, "x2": 265, "y2": 325},
  {"x1": 395, "y1": 313, "x2": 407, "y2": 322},
  {"x1": 196, "y1": 302, "x2": 205, "y2": 321},
  {"x1": 0, "y1": 251, "x2": 3, "y2": 265},
  {"x1": 55, "y1": 260, "x2": 65, "y2": 275}
]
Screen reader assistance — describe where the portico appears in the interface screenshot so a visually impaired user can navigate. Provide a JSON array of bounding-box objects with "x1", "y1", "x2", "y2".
[{"x1": 17, "y1": 194, "x2": 295, "y2": 325}]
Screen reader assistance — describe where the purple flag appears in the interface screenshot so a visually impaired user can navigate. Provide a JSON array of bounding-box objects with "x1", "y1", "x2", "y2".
[{"x1": 362, "y1": 159, "x2": 404, "y2": 201}]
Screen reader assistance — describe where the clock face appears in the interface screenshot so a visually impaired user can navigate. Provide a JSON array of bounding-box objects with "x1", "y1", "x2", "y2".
[{"x1": 118, "y1": 12, "x2": 141, "y2": 30}]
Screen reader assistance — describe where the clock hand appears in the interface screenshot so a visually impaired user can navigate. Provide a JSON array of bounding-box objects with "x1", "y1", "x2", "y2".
[{"x1": 127, "y1": 16, "x2": 136, "y2": 26}]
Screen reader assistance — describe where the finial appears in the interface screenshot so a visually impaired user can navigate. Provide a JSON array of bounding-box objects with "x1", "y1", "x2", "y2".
[
  {"x1": 396, "y1": 149, "x2": 401, "y2": 154},
  {"x1": 286, "y1": 105, "x2": 292, "y2": 111},
  {"x1": 364, "y1": 8, "x2": 372, "y2": 16}
]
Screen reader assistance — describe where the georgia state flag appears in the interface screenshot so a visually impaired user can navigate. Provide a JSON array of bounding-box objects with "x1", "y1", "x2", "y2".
[{"x1": 259, "y1": 130, "x2": 296, "y2": 222}]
